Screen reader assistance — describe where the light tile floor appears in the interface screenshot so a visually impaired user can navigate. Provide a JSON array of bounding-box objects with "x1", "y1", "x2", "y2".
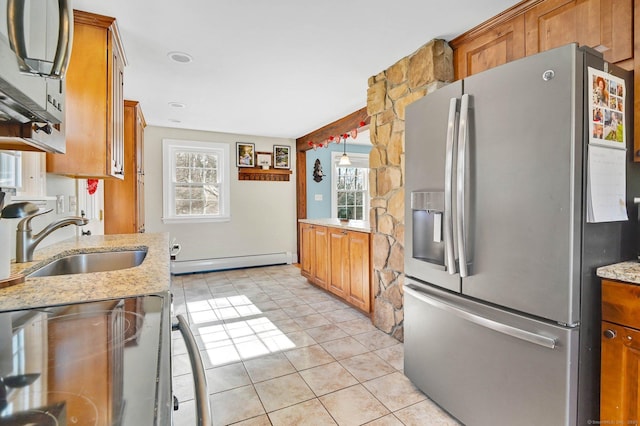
[{"x1": 170, "y1": 264, "x2": 459, "y2": 426}]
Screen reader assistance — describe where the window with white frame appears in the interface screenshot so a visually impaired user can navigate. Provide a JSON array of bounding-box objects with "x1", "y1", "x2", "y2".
[
  {"x1": 162, "y1": 139, "x2": 230, "y2": 223},
  {"x1": 331, "y1": 152, "x2": 369, "y2": 220}
]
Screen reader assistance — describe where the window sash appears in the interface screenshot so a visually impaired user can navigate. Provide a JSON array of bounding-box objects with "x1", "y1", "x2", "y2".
[
  {"x1": 162, "y1": 139, "x2": 230, "y2": 223},
  {"x1": 331, "y1": 152, "x2": 369, "y2": 221}
]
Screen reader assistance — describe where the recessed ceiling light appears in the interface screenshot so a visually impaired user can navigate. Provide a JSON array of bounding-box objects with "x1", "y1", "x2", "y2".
[
  {"x1": 168, "y1": 118, "x2": 182, "y2": 123},
  {"x1": 167, "y1": 51, "x2": 193, "y2": 63},
  {"x1": 168, "y1": 102, "x2": 186, "y2": 108}
]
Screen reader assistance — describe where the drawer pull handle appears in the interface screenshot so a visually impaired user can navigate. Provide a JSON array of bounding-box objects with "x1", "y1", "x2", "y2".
[{"x1": 603, "y1": 329, "x2": 617, "y2": 339}]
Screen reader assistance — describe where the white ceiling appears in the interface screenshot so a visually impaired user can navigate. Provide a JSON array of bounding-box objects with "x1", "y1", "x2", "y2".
[{"x1": 72, "y1": 0, "x2": 520, "y2": 140}]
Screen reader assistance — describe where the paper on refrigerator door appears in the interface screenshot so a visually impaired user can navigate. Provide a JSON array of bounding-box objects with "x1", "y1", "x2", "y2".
[{"x1": 587, "y1": 144, "x2": 628, "y2": 222}]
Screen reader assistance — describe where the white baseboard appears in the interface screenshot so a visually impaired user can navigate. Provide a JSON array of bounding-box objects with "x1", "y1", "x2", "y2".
[{"x1": 171, "y1": 252, "x2": 294, "y2": 275}]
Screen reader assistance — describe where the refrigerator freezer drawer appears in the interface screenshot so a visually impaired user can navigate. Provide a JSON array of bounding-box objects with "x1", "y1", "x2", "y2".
[{"x1": 404, "y1": 281, "x2": 578, "y2": 426}]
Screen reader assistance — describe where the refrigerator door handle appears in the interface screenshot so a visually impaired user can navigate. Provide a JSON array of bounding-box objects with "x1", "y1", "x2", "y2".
[
  {"x1": 456, "y1": 94, "x2": 470, "y2": 277},
  {"x1": 444, "y1": 97, "x2": 458, "y2": 274},
  {"x1": 405, "y1": 286, "x2": 558, "y2": 349}
]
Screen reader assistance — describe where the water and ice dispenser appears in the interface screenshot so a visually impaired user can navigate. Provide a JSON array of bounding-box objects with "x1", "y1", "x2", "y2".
[{"x1": 411, "y1": 191, "x2": 446, "y2": 267}]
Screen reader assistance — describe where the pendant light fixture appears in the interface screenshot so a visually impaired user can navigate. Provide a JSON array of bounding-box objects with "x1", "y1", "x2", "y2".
[{"x1": 338, "y1": 135, "x2": 351, "y2": 166}]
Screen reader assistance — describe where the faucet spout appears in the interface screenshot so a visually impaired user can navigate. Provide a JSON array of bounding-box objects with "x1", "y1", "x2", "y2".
[{"x1": 16, "y1": 213, "x2": 89, "y2": 263}]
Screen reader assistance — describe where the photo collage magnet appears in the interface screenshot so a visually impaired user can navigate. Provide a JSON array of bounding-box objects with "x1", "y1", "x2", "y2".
[{"x1": 589, "y1": 67, "x2": 626, "y2": 149}]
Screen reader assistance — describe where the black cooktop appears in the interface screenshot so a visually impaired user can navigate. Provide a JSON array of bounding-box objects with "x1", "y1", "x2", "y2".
[{"x1": 0, "y1": 295, "x2": 166, "y2": 425}]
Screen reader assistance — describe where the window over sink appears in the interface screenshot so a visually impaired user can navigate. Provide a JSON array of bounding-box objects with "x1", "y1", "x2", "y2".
[{"x1": 162, "y1": 139, "x2": 230, "y2": 223}]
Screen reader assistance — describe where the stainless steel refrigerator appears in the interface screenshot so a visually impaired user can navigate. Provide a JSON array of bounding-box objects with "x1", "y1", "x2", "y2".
[{"x1": 403, "y1": 43, "x2": 639, "y2": 425}]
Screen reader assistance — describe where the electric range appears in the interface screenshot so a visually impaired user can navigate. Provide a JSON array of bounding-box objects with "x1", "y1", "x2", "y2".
[{"x1": 0, "y1": 293, "x2": 172, "y2": 425}]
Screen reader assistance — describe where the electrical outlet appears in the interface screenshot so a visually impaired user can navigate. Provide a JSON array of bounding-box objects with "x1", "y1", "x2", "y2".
[
  {"x1": 314, "y1": 194, "x2": 323, "y2": 201},
  {"x1": 56, "y1": 195, "x2": 65, "y2": 214}
]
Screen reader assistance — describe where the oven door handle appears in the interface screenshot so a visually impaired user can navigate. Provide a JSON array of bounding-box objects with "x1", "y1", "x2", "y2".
[{"x1": 175, "y1": 314, "x2": 212, "y2": 425}]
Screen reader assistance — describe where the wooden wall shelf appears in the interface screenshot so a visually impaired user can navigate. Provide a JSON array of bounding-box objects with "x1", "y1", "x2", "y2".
[{"x1": 238, "y1": 167, "x2": 292, "y2": 181}]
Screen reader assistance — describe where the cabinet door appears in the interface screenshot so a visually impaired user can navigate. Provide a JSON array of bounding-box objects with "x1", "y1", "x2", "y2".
[
  {"x1": 452, "y1": 15, "x2": 526, "y2": 80},
  {"x1": 104, "y1": 101, "x2": 142, "y2": 234},
  {"x1": 299, "y1": 224, "x2": 314, "y2": 279},
  {"x1": 524, "y1": 0, "x2": 632, "y2": 64},
  {"x1": 47, "y1": 12, "x2": 126, "y2": 179},
  {"x1": 328, "y1": 229, "x2": 349, "y2": 299},
  {"x1": 313, "y1": 226, "x2": 329, "y2": 289},
  {"x1": 109, "y1": 33, "x2": 125, "y2": 178},
  {"x1": 601, "y1": 321, "x2": 640, "y2": 422},
  {"x1": 137, "y1": 171, "x2": 145, "y2": 233},
  {"x1": 346, "y1": 231, "x2": 370, "y2": 312},
  {"x1": 135, "y1": 107, "x2": 145, "y2": 233}
]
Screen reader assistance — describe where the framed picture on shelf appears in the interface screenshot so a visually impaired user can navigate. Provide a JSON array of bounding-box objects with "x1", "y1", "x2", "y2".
[
  {"x1": 273, "y1": 145, "x2": 291, "y2": 169},
  {"x1": 256, "y1": 152, "x2": 272, "y2": 169},
  {"x1": 236, "y1": 142, "x2": 255, "y2": 167}
]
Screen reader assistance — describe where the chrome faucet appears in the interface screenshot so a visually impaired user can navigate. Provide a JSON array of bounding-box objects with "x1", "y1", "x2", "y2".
[{"x1": 15, "y1": 208, "x2": 88, "y2": 263}]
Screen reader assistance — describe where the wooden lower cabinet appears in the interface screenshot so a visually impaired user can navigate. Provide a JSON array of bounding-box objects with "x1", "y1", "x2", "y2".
[
  {"x1": 300, "y1": 222, "x2": 371, "y2": 313},
  {"x1": 299, "y1": 223, "x2": 329, "y2": 289},
  {"x1": 328, "y1": 228, "x2": 349, "y2": 299},
  {"x1": 342, "y1": 230, "x2": 371, "y2": 312},
  {"x1": 601, "y1": 321, "x2": 640, "y2": 421},
  {"x1": 601, "y1": 279, "x2": 640, "y2": 421}
]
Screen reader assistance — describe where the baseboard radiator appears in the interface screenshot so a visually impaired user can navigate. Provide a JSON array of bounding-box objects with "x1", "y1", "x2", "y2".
[{"x1": 171, "y1": 252, "x2": 294, "y2": 275}]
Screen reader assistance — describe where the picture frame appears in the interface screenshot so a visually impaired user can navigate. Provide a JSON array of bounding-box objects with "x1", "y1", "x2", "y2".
[
  {"x1": 273, "y1": 145, "x2": 291, "y2": 169},
  {"x1": 236, "y1": 142, "x2": 255, "y2": 167},
  {"x1": 256, "y1": 151, "x2": 273, "y2": 168}
]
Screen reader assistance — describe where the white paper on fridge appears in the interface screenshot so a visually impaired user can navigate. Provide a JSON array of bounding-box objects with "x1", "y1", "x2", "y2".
[{"x1": 587, "y1": 144, "x2": 628, "y2": 223}]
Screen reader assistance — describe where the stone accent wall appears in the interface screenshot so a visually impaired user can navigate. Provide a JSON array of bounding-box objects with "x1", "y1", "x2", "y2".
[{"x1": 367, "y1": 39, "x2": 453, "y2": 340}]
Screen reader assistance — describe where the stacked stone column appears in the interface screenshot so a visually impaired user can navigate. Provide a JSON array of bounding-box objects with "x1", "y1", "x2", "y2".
[{"x1": 367, "y1": 39, "x2": 453, "y2": 340}]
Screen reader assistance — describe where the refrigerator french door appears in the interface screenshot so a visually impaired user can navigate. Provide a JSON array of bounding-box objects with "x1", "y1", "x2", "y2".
[{"x1": 404, "y1": 43, "x2": 636, "y2": 426}]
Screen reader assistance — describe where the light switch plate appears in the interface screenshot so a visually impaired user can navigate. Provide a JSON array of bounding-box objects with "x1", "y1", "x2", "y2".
[
  {"x1": 56, "y1": 195, "x2": 65, "y2": 214},
  {"x1": 68, "y1": 195, "x2": 77, "y2": 214},
  {"x1": 314, "y1": 194, "x2": 323, "y2": 201}
]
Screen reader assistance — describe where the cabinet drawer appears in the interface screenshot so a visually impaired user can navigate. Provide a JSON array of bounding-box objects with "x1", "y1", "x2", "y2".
[{"x1": 602, "y1": 279, "x2": 640, "y2": 328}]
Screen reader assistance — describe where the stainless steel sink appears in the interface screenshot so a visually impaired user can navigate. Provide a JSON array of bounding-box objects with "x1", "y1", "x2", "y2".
[{"x1": 28, "y1": 249, "x2": 148, "y2": 278}]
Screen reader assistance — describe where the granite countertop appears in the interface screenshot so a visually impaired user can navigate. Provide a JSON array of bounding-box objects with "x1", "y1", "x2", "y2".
[
  {"x1": 0, "y1": 232, "x2": 171, "y2": 311},
  {"x1": 596, "y1": 260, "x2": 640, "y2": 285},
  {"x1": 299, "y1": 218, "x2": 372, "y2": 233}
]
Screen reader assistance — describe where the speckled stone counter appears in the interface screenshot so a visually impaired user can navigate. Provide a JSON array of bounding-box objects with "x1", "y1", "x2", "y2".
[
  {"x1": 298, "y1": 218, "x2": 371, "y2": 233},
  {"x1": 0, "y1": 232, "x2": 170, "y2": 311},
  {"x1": 597, "y1": 261, "x2": 640, "y2": 285}
]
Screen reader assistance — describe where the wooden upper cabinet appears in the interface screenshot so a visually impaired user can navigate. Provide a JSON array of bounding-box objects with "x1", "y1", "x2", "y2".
[
  {"x1": 452, "y1": 0, "x2": 632, "y2": 80},
  {"x1": 104, "y1": 100, "x2": 146, "y2": 234},
  {"x1": 135, "y1": 102, "x2": 146, "y2": 233},
  {"x1": 47, "y1": 10, "x2": 126, "y2": 179},
  {"x1": 524, "y1": 0, "x2": 632, "y2": 65},
  {"x1": 452, "y1": 15, "x2": 526, "y2": 80}
]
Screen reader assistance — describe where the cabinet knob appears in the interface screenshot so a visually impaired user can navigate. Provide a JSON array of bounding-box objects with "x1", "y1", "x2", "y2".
[{"x1": 603, "y1": 329, "x2": 617, "y2": 339}]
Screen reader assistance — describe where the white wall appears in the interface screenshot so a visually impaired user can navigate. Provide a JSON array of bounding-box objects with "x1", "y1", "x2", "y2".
[{"x1": 144, "y1": 126, "x2": 297, "y2": 267}]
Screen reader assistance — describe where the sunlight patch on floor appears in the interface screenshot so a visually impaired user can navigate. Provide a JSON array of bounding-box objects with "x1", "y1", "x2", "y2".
[{"x1": 188, "y1": 295, "x2": 296, "y2": 366}]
